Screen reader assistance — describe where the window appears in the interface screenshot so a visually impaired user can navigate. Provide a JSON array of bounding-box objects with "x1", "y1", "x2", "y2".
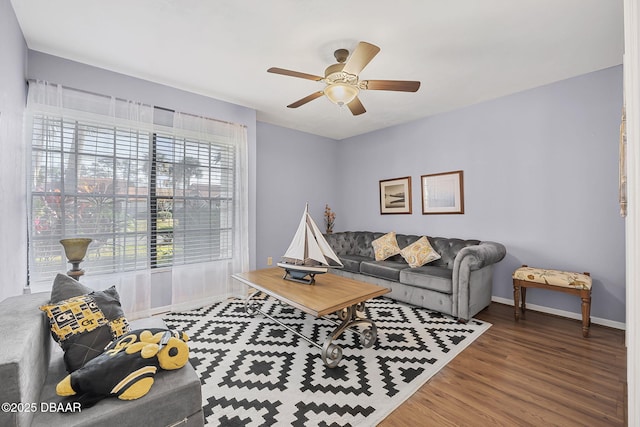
[
  {"x1": 30, "y1": 114, "x2": 236, "y2": 282},
  {"x1": 152, "y1": 133, "x2": 235, "y2": 267}
]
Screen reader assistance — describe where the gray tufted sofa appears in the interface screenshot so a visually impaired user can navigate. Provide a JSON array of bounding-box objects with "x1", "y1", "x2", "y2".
[{"x1": 324, "y1": 231, "x2": 506, "y2": 321}]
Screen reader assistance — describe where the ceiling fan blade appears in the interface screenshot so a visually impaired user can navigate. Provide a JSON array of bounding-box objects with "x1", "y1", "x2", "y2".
[
  {"x1": 347, "y1": 97, "x2": 366, "y2": 116},
  {"x1": 287, "y1": 91, "x2": 324, "y2": 108},
  {"x1": 267, "y1": 67, "x2": 323, "y2": 81},
  {"x1": 361, "y1": 80, "x2": 421, "y2": 92},
  {"x1": 342, "y1": 42, "x2": 381, "y2": 75}
]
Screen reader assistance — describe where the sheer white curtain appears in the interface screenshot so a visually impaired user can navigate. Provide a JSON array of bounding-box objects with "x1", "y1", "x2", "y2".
[
  {"x1": 26, "y1": 81, "x2": 249, "y2": 318},
  {"x1": 26, "y1": 81, "x2": 153, "y2": 319},
  {"x1": 169, "y1": 112, "x2": 249, "y2": 311},
  {"x1": 26, "y1": 80, "x2": 155, "y2": 131}
]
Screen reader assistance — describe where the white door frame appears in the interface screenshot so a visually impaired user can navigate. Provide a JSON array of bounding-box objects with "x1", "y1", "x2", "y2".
[{"x1": 624, "y1": 0, "x2": 639, "y2": 425}]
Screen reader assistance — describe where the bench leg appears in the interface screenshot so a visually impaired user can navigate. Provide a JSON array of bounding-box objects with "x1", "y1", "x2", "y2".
[
  {"x1": 581, "y1": 289, "x2": 591, "y2": 338},
  {"x1": 513, "y1": 282, "x2": 520, "y2": 321},
  {"x1": 513, "y1": 280, "x2": 528, "y2": 320}
]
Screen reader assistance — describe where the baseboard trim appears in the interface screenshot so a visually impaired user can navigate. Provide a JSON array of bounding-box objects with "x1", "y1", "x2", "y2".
[{"x1": 491, "y1": 296, "x2": 626, "y2": 330}]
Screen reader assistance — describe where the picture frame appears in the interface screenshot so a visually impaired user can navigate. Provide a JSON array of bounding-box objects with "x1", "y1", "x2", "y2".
[
  {"x1": 379, "y1": 176, "x2": 412, "y2": 214},
  {"x1": 421, "y1": 170, "x2": 464, "y2": 214}
]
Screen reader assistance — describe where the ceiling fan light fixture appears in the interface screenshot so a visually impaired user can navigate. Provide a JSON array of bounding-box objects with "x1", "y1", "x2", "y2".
[
  {"x1": 268, "y1": 41, "x2": 419, "y2": 115},
  {"x1": 324, "y1": 83, "x2": 359, "y2": 106}
]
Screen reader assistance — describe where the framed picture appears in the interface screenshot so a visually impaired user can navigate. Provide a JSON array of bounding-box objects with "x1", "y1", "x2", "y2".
[
  {"x1": 379, "y1": 176, "x2": 412, "y2": 214},
  {"x1": 421, "y1": 170, "x2": 464, "y2": 214}
]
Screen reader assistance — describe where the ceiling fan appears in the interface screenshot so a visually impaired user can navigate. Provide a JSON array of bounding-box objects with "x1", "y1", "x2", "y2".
[{"x1": 267, "y1": 41, "x2": 421, "y2": 116}]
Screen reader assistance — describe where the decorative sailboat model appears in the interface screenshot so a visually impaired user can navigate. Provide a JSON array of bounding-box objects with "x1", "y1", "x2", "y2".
[{"x1": 277, "y1": 204, "x2": 343, "y2": 284}]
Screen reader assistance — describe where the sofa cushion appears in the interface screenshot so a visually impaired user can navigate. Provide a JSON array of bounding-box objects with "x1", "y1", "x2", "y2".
[
  {"x1": 40, "y1": 285, "x2": 130, "y2": 372},
  {"x1": 371, "y1": 232, "x2": 402, "y2": 261},
  {"x1": 400, "y1": 236, "x2": 441, "y2": 268},
  {"x1": 339, "y1": 254, "x2": 372, "y2": 273},
  {"x1": 400, "y1": 266, "x2": 454, "y2": 294},
  {"x1": 360, "y1": 260, "x2": 407, "y2": 282}
]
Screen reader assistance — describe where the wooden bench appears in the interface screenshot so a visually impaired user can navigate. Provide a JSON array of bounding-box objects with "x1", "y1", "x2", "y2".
[{"x1": 512, "y1": 265, "x2": 592, "y2": 337}]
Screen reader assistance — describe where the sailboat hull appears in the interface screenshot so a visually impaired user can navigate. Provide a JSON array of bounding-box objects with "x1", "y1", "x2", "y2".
[{"x1": 277, "y1": 262, "x2": 327, "y2": 285}]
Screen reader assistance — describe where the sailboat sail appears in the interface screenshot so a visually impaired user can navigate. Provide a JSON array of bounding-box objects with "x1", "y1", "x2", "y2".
[
  {"x1": 306, "y1": 207, "x2": 342, "y2": 267},
  {"x1": 282, "y1": 209, "x2": 309, "y2": 262},
  {"x1": 280, "y1": 204, "x2": 343, "y2": 268}
]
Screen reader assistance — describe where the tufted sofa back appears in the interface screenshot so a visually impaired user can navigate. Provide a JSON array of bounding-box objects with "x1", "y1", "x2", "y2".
[
  {"x1": 325, "y1": 231, "x2": 480, "y2": 269},
  {"x1": 426, "y1": 236, "x2": 480, "y2": 268},
  {"x1": 326, "y1": 231, "x2": 378, "y2": 258}
]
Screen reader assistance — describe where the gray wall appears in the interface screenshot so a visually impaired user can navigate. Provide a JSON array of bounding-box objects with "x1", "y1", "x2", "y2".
[
  {"x1": 0, "y1": 0, "x2": 28, "y2": 301},
  {"x1": 336, "y1": 65, "x2": 625, "y2": 323},
  {"x1": 256, "y1": 122, "x2": 339, "y2": 269}
]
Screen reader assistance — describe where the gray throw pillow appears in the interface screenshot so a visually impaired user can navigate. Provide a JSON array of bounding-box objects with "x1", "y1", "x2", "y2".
[{"x1": 50, "y1": 273, "x2": 93, "y2": 303}]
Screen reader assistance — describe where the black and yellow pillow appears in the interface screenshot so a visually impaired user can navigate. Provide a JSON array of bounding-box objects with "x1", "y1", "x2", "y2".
[
  {"x1": 40, "y1": 274, "x2": 130, "y2": 372},
  {"x1": 56, "y1": 328, "x2": 190, "y2": 407}
]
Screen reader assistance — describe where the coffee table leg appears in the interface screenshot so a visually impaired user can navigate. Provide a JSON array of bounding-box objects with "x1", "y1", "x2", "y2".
[
  {"x1": 321, "y1": 303, "x2": 378, "y2": 368},
  {"x1": 354, "y1": 301, "x2": 377, "y2": 348},
  {"x1": 321, "y1": 341, "x2": 343, "y2": 368},
  {"x1": 244, "y1": 290, "x2": 261, "y2": 315},
  {"x1": 246, "y1": 291, "x2": 379, "y2": 368},
  {"x1": 359, "y1": 324, "x2": 377, "y2": 348}
]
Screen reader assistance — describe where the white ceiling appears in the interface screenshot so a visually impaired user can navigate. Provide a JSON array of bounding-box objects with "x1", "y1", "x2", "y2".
[{"x1": 11, "y1": 0, "x2": 624, "y2": 140}]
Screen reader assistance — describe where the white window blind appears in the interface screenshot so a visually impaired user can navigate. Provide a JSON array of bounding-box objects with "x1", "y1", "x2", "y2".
[
  {"x1": 29, "y1": 112, "x2": 238, "y2": 283},
  {"x1": 152, "y1": 133, "x2": 235, "y2": 267}
]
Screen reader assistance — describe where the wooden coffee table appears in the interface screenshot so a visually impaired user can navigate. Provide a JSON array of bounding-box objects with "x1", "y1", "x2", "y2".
[{"x1": 231, "y1": 268, "x2": 390, "y2": 367}]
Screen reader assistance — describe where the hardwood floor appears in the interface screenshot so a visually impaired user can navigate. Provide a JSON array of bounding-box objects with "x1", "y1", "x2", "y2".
[{"x1": 378, "y1": 303, "x2": 627, "y2": 427}]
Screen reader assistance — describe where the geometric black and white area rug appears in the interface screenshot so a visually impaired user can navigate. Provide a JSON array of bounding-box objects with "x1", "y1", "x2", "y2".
[{"x1": 163, "y1": 296, "x2": 490, "y2": 426}]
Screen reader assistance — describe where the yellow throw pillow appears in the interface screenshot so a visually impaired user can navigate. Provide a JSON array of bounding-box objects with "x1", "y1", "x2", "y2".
[
  {"x1": 400, "y1": 236, "x2": 441, "y2": 268},
  {"x1": 372, "y1": 232, "x2": 402, "y2": 261}
]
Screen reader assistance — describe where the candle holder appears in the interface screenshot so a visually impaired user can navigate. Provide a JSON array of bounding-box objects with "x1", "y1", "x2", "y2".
[{"x1": 60, "y1": 238, "x2": 92, "y2": 281}]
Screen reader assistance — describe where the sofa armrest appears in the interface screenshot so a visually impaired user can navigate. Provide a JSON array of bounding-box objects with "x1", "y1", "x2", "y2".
[
  {"x1": 451, "y1": 242, "x2": 506, "y2": 320},
  {"x1": 0, "y1": 292, "x2": 52, "y2": 427},
  {"x1": 454, "y1": 241, "x2": 506, "y2": 271}
]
